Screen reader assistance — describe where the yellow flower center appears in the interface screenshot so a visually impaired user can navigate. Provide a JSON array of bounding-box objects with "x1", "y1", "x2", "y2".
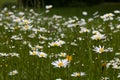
[
  {"x1": 100, "y1": 48, "x2": 104, "y2": 53},
  {"x1": 32, "y1": 47, "x2": 36, "y2": 51},
  {"x1": 32, "y1": 51, "x2": 37, "y2": 55},
  {"x1": 58, "y1": 62, "x2": 64, "y2": 67},
  {"x1": 25, "y1": 25, "x2": 29, "y2": 29},
  {"x1": 40, "y1": 54, "x2": 44, "y2": 57},
  {"x1": 14, "y1": 26, "x2": 18, "y2": 30},
  {"x1": 5, "y1": 12, "x2": 9, "y2": 16},
  {"x1": 76, "y1": 73, "x2": 80, "y2": 77},
  {"x1": 108, "y1": 13, "x2": 112, "y2": 17},
  {"x1": 96, "y1": 35, "x2": 101, "y2": 40},
  {"x1": 53, "y1": 43, "x2": 58, "y2": 46},
  {"x1": 24, "y1": 20, "x2": 29, "y2": 24}
]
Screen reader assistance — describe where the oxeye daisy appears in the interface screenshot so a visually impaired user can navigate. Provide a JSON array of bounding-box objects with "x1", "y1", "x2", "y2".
[
  {"x1": 71, "y1": 72, "x2": 86, "y2": 77},
  {"x1": 37, "y1": 52, "x2": 47, "y2": 58},
  {"x1": 101, "y1": 77, "x2": 109, "y2": 80},
  {"x1": 93, "y1": 46, "x2": 106, "y2": 53},
  {"x1": 51, "y1": 59, "x2": 69, "y2": 68},
  {"x1": 82, "y1": 11, "x2": 88, "y2": 16},
  {"x1": 58, "y1": 52, "x2": 67, "y2": 57},
  {"x1": 45, "y1": 5, "x2": 53, "y2": 9},
  {"x1": 29, "y1": 51, "x2": 38, "y2": 56},
  {"x1": 91, "y1": 33, "x2": 106, "y2": 40},
  {"x1": 117, "y1": 73, "x2": 120, "y2": 78},
  {"x1": 8, "y1": 70, "x2": 18, "y2": 76},
  {"x1": 56, "y1": 78, "x2": 62, "y2": 80},
  {"x1": 49, "y1": 40, "x2": 65, "y2": 47}
]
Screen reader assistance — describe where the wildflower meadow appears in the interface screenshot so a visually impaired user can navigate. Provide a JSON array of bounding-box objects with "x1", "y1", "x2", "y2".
[{"x1": 0, "y1": 5, "x2": 120, "y2": 80}]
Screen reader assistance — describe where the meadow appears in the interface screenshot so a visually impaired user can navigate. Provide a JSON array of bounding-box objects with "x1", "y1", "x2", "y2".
[{"x1": 0, "y1": 5, "x2": 120, "y2": 80}]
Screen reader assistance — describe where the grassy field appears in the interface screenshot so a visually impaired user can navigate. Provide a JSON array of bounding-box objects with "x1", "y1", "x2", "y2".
[
  {"x1": 0, "y1": 0, "x2": 17, "y2": 8},
  {"x1": 0, "y1": 4, "x2": 120, "y2": 80},
  {"x1": 47, "y1": 3, "x2": 120, "y2": 17}
]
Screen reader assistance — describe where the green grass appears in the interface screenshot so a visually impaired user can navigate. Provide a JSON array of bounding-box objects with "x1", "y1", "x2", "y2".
[
  {"x1": 0, "y1": 5, "x2": 120, "y2": 80},
  {"x1": 0, "y1": 0, "x2": 17, "y2": 8},
  {"x1": 43, "y1": 2, "x2": 120, "y2": 17}
]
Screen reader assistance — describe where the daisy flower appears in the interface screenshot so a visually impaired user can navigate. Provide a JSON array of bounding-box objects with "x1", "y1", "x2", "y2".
[
  {"x1": 82, "y1": 11, "x2": 88, "y2": 16},
  {"x1": 49, "y1": 40, "x2": 65, "y2": 47},
  {"x1": 93, "y1": 46, "x2": 106, "y2": 53},
  {"x1": 29, "y1": 51, "x2": 38, "y2": 56},
  {"x1": 8, "y1": 70, "x2": 18, "y2": 76},
  {"x1": 71, "y1": 72, "x2": 86, "y2": 77},
  {"x1": 91, "y1": 33, "x2": 106, "y2": 40},
  {"x1": 101, "y1": 77, "x2": 109, "y2": 80},
  {"x1": 51, "y1": 59, "x2": 69, "y2": 68},
  {"x1": 58, "y1": 52, "x2": 67, "y2": 57},
  {"x1": 37, "y1": 52, "x2": 47, "y2": 58},
  {"x1": 56, "y1": 78, "x2": 62, "y2": 80},
  {"x1": 45, "y1": 5, "x2": 53, "y2": 9},
  {"x1": 117, "y1": 73, "x2": 120, "y2": 78},
  {"x1": 100, "y1": 13, "x2": 114, "y2": 21}
]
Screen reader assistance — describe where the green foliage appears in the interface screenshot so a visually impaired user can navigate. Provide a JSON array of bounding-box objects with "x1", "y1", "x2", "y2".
[
  {"x1": 2, "y1": 2, "x2": 17, "y2": 8},
  {"x1": 0, "y1": 0, "x2": 17, "y2": 8}
]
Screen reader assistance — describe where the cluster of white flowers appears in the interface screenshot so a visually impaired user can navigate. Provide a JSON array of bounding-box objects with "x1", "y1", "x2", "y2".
[
  {"x1": 100, "y1": 13, "x2": 114, "y2": 21},
  {"x1": 91, "y1": 31, "x2": 106, "y2": 40},
  {"x1": 0, "y1": 52, "x2": 19, "y2": 57},
  {"x1": 28, "y1": 44, "x2": 43, "y2": 51},
  {"x1": 79, "y1": 27, "x2": 90, "y2": 33},
  {"x1": 11, "y1": 35, "x2": 23, "y2": 40},
  {"x1": 0, "y1": 5, "x2": 120, "y2": 80},
  {"x1": 106, "y1": 58, "x2": 120, "y2": 69},
  {"x1": 29, "y1": 51, "x2": 47, "y2": 58}
]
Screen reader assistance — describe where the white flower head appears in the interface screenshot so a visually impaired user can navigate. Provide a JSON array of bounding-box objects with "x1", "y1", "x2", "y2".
[
  {"x1": 91, "y1": 33, "x2": 106, "y2": 40},
  {"x1": 49, "y1": 40, "x2": 65, "y2": 47},
  {"x1": 37, "y1": 52, "x2": 47, "y2": 58},
  {"x1": 114, "y1": 10, "x2": 120, "y2": 14},
  {"x1": 8, "y1": 70, "x2": 18, "y2": 76},
  {"x1": 101, "y1": 77, "x2": 109, "y2": 80},
  {"x1": 115, "y1": 52, "x2": 120, "y2": 56},
  {"x1": 29, "y1": 51, "x2": 38, "y2": 56},
  {"x1": 71, "y1": 72, "x2": 86, "y2": 77},
  {"x1": 117, "y1": 73, "x2": 120, "y2": 78},
  {"x1": 100, "y1": 13, "x2": 114, "y2": 21},
  {"x1": 58, "y1": 52, "x2": 67, "y2": 57},
  {"x1": 51, "y1": 59, "x2": 69, "y2": 68},
  {"x1": 93, "y1": 45, "x2": 106, "y2": 53},
  {"x1": 82, "y1": 11, "x2": 88, "y2": 16},
  {"x1": 45, "y1": 5, "x2": 52, "y2": 9},
  {"x1": 56, "y1": 78, "x2": 62, "y2": 80}
]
